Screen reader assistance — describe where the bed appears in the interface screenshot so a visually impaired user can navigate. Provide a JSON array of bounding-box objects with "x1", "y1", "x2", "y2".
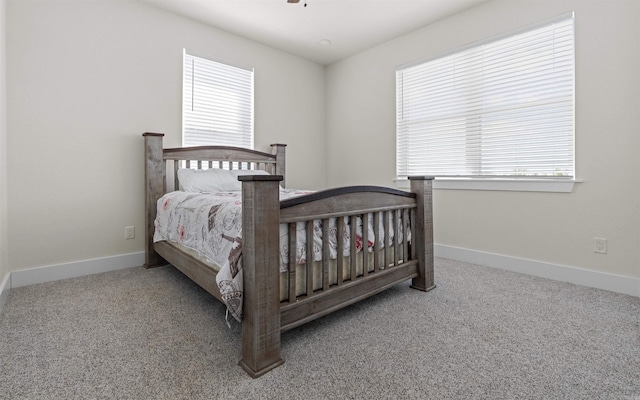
[{"x1": 143, "y1": 132, "x2": 435, "y2": 378}]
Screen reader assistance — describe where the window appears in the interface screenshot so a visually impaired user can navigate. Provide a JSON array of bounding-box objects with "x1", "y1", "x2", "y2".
[
  {"x1": 183, "y1": 50, "x2": 254, "y2": 148},
  {"x1": 396, "y1": 13, "x2": 575, "y2": 185}
]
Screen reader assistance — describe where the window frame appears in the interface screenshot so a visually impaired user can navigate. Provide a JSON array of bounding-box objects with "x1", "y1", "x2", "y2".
[
  {"x1": 182, "y1": 49, "x2": 254, "y2": 149},
  {"x1": 395, "y1": 12, "x2": 577, "y2": 193}
]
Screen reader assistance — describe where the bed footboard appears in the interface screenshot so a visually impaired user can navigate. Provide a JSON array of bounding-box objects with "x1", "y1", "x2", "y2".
[
  {"x1": 274, "y1": 179, "x2": 434, "y2": 332},
  {"x1": 236, "y1": 178, "x2": 434, "y2": 375}
]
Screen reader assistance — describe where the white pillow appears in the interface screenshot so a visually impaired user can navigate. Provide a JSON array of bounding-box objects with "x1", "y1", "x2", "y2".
[
  {"x1": 177, "y1": 168, "x2": 272, "y2": 193},
  {"x1": 177, "y1": 168, "x2": 237, "y2": 193},
  {"x1": 231, "y1": 169, "x2": 271, "y2": 178}
]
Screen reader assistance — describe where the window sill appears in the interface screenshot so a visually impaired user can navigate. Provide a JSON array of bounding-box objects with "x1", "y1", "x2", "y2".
[{"x1": 396, "y1": 177, "x2": 580, "y2": 193}]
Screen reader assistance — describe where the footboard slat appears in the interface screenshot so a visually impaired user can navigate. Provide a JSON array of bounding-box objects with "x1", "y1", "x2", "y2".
[
  {"x1": 393, "y1": 210, "x2": 400, "y2": 266},
  {"x1": 403, "y1": 208, "x2": 409, "y2": 264},
  {"x1": 383, "y1": 210, "x2": 389, "y2": 268},
  {"x1": 373, "y1": 212, "x2": 381, "y2": 272},
  {"x1": 288, "y1": 223, "x2": 297, "y2": 303},
  {"x1": 306, "y1": 221, "x2": 314, "y2": 296},
  {"x1": 336, "y1": 217, "x2": 345, "y2": 286},
  {"x1": 410, "y1": 208, "x2": 417, "y2": 260},
  {"x1": 321, "y1": 218, "x2": 330, "y2": 291},
  {"x1": 362, "y1": 213, "x2": 370, "y2": 277},
  {"x1": 349, "y1": 216, "x2": 357, "y2": 281}
]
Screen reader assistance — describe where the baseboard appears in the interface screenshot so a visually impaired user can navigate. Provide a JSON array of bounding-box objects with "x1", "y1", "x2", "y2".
[
  {"x1": 0, "y1": 272, "x2": 10, "y2": 315},
  {"x1": 435, "y1": 244, "x2": 640, "y2": 298},
  {"x1": 2, "y1": 247, "x2": 637, "y2": 299},
  {"x1": 10, "y1": 252, "x2": 145, "y2": 288}
]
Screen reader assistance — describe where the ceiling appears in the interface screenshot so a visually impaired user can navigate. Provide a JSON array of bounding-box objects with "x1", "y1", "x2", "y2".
[{"x1": 139, "y1": 0, "x2": 488, "y2": 65}]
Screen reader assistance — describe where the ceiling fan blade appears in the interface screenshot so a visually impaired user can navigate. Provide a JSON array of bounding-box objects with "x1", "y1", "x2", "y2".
[{"x1": 287, "y1": 0, "x2": 300, "y2": 3}]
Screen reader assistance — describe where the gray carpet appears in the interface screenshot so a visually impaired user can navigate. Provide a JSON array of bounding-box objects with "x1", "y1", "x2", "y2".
[{"x1": 0, "y1": 258, "x2": 638, "y2": 400}]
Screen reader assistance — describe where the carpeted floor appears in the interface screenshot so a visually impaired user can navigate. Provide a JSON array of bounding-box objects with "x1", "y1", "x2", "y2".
[{"x1": 0, "y1": 258, "x2": 638, "y2": 400}]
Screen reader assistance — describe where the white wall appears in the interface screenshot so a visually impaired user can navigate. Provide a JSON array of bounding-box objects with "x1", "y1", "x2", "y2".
[
  {"x1": 0, "y1": 0, "x2": 8, "y2": 288},
  {"x1": 6, "y1": 0, "x2": 326, "y2": 272},
  {"x1": 326, "y1": 0, "x2": 640, "y2": 280},
  {"x1": 6, "y1": 0, "x2": 639, "y2": 293}
]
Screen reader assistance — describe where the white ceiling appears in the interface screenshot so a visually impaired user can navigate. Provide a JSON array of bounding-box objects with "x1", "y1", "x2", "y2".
[{"x1": 139, "y1": 0, "x2": 488, "y2": 65}]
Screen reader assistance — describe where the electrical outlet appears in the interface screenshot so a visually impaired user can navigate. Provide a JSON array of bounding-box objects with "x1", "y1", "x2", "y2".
[
  {"x1": 594, "y1": 237, "x2": 607, "y2": 254},
  {"x1": 125, "y1": 226, "x2": 135, "y2": 240}
]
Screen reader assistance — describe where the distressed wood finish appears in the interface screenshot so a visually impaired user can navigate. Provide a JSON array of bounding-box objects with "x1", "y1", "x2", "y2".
[
  {"x1": 154, "y1": 241, "x2": 222, "y2": 301},
  {"x1": 276, "y1": 185, "x2": 428, "y2": 331},
  {"x1": 143, "y1": 133, "x2": 167, "y2": 268},
  {"x1": 281, "y1": 262, "x2": 419, "y2": 331},
  {"x1": 143, "y1": 132, "x2": 286, "y2": 270},
  {"x1": 271, "y1": 143, "x2": 286, "y2": 187},
  {"x1": 279, "y1": 186, "x2": 416, "y2": 220},
  {"x1": 237, "y1": 175, "x2": 285, "y2": 377},
  {"x1": 409, "y1": 176, "x2": 435, "y2": 292},
  {"x1": 163, "y1": 145, "x2": 279, "y2": 163},
  {"x1": 143, "y1": 132, "x2": 435, "y2": 378}
]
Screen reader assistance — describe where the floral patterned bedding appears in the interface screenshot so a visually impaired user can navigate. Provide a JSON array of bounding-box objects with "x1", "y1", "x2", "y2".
[{"x1": 154, "y1": 189, "x2": 406, "y2": 322}]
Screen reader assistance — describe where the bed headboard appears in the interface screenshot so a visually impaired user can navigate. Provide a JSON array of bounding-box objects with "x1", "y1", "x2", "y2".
[
  {"x1": 143, "y1": 132, "x2": 286, "y2": 267},
  {"x1": 144, "y1": 132, "x2": 286, "y2": 190}
]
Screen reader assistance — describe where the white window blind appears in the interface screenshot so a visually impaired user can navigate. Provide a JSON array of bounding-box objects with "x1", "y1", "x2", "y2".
[
  {"x1": 183, "y1": 51, "x2": 254, "y2": 148},
  {"x1": 396, "y1": 13, "x2": 575, "y2": 180}
]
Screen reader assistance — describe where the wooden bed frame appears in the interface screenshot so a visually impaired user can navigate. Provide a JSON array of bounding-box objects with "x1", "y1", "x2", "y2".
[{"x1": 143, "y1": 132, "x2": 435, "y2": 378}]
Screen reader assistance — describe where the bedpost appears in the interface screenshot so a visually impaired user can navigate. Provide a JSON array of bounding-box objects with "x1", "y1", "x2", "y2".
[
  {"x1": 270, "y1": 144, "x2": 286, "y2": 188},
  {"x1": 408, "y1": 176, "x2": 435, "y2": 292},
  {"x1": 143, "y1": 132, "x2": 167, "y2": 268},
  {"x1": 237, "y1": 174, "x2": 285, "y2": 377}
]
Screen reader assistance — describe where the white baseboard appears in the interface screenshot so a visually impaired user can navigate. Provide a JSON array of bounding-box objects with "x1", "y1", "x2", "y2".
[
  {"x1": 435, "y1": 244, "x2": 640, "y2": 298},
  {"x1": 10, "y1": 252, "x2": 145, "y2": 288},
  {"x1": 1, "y1": 246, "x2": 637, "y2": 311},
  {"x1": 0, "y1": 272, "x2": 10, "y2": 314}
]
